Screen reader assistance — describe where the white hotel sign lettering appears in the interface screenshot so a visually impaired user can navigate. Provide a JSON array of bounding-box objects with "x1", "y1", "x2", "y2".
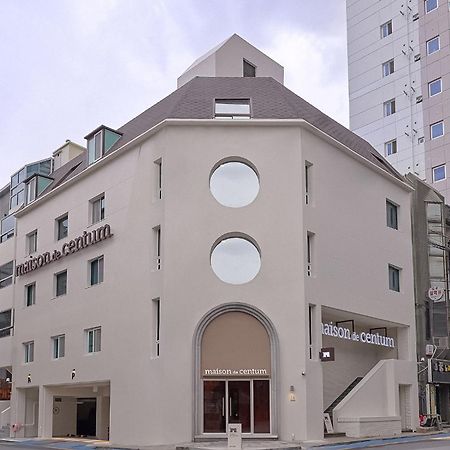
[{"x1": 321, "y1": 322, "x2": 395, "y2": 348}]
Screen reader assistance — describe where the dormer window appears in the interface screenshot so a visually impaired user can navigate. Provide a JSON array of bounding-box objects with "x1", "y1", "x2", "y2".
[
  {"x1": 86, "y1": 126, "x2": 122, "y2": 165},
  {"x1": 215, "y1": 99, "x2": 251, "y2": 119},
  {"x1": 25, "y1": 174, "x2": 53, "y2": 205},
  {"x1": 243, "y1": 59, "x2": 256, "y2": 77}
]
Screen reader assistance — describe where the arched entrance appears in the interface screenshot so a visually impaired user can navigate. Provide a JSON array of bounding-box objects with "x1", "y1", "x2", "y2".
[{"x1": 193, "y1": 303, "x2": 278, "y2": 437}]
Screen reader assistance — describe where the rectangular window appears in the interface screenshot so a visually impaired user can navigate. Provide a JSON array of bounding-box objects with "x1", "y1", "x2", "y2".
[
  {"x1": 89, "y1": 256, "x2": 104, "y2": 286},
  {"x1": 86, "y1": 327, "x2": 101, "y2": 353},
  {"x1": 88, "y1": 131, "x2": 103, "y2": 164},
  {"x1": 56, "y1": 214, "x2": 68, "y2": 240},
  {"x1": 153, "y1": 298, "x2": 160, "y2": 357},
  {"x1": 0, "y1": 261, "x2": 13, "y2": 289},
  {"x1": 243, "y1": 59, "x2": 256, "y2": 77},
  {"x1": 215, "y1": 99, "x2": 251, "y2": 119},
  {"x1": 155, "y1": 159, "x2": 162, "y2": 200},
  {"x1": 27, "y1": 230, "x2": 37, "y2": 255},
  {"x1": 431, "y1": 121, "x2": 444, "y2": 139},
  {"x1": 52, "y1": 335, "x2": 65, "y2": 359},
  {"x1": 154, "y1": 226, "x2": 161, "y2": 270},
  {"x1": 380, "y1": 20, "x2": 393, "y2": 38},
  {"x1": 55, "y1": 271, "x2": 67, "y2": 297},
  {"x1": 24, "y1": 341, "x2": 34, "y2": 363},
  {"x1": 0, "y1": 310, "x2": 12, "y2": 338},
  {"x1": 388, "y1": 265, "x2": 400, "y2": 292},
  {"x1": 382, "y1": 59, "x2": 394, "y2": 77},
  {"x1": 433, "y1": 164, "x2": 446, "y2": 182},
  {"x1": 25, "y1": 283, "x2": 36, "y2": 307},
  {"x1": 306, "y1": 232, "x2": 314, "y2": 277},
  {"x1": 425, "y1": 0, "x2": 438, "y2": 13},
  {"x1": 429, "y1": 78, "x2": 442, "y2": 97},
  {"x1": 427, "y1": 36, "x2": 440, "y2": 55},
  {"x1": 386, "y1": 200, "x2": 398, "y2": 229},
  {"x1": 385, "y1": 139, "x2": 397, "y2": 156},
  {"x1": 305, "y1": 162, "x2": 312, "y2": 205},
  {"x1": 383, "y1": 99, "x2": 396, "y2": 116},
  {"x1": 90, "y1": 194, "x2": 105, "y2": 225}
]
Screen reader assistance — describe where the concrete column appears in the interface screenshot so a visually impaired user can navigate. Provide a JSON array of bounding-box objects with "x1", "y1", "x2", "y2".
[
  {"x1": 11, "y1": 388, "x2": 26, "y2": 438},
  {"x1": 38, "y1": 386, "x2": 53, "y2": 438},
  {"x1": 96, "y1": 395, "x2": 110, "y2": 440}
]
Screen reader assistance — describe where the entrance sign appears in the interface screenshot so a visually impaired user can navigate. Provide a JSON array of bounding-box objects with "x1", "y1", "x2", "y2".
[
  {"x1": 428, "y1": 287, "x2": 444, "y2": 302},
  {"x1": 203, "y1": 368, "x2": 268, "y2": 376},
  {"x1": 16, "y1": 224, "x2": 113, "y2": 277},
  {"x1": 228, "y1": 423, "x2": 242, "y2": 449},
  {"x1": 321, "y1": 322, "x2": 395, "y2": 348}
]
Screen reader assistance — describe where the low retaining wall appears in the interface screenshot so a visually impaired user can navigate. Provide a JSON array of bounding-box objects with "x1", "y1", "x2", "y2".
[{"x1": 337, "y1": 416, "x2": 401, "y2": 438}]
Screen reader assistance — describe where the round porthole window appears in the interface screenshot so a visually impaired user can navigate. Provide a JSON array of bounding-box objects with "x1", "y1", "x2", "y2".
[
  {"x1": 211, "y1": 236, "x2": 261, "y2": 285},
  {"x1": 210, "y1": 160, "x2": 259, "y2": 208}
]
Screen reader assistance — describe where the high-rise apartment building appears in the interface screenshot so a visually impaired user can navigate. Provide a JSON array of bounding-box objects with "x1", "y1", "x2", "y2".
[{"x1": 347, "y1": 0, "x2": 450, "y2": 200}]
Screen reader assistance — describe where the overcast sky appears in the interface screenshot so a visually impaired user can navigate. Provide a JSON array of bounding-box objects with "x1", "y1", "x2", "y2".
[{"x1": 0, "y1": 0, "x2": 348, "y2": 187}]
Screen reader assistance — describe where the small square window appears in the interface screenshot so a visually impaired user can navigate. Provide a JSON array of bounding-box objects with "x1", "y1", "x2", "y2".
[
  {"x1": 427, "y1": 36, "x2": 440, "y2": 55},
  {"x1": 90, "y1": 194, "x2": 105, "y2": 225},
  {"x1": 388, "y1": 265, "x2": 400, "y2": 292},
  {"x1": 385, "y1": 139, "x2": 397, "y2": 156},
  {"x1": 431, "y1": 121, "x2": 444, "y2": 139},
  {"x1": 425, "y1": 0, "x2": 438, "y2": 13},
  {"x1": 56, "y1": 214, "x2": 68, "y2": 240},
  {"x1": 380, "y1": 20, "x2": 393, "y2": 38},
  {"x1": 386, "y1": 200, "x2": 398, "y2": 229},
  {"x1": 86, "y1": 327, "x2": 101, "y2": 353},
  {"x1": 383, "y1": 99, "x2": 396, "y2": 116},
  {"x1": 215, "y1": 99, "x2": 251, "y2": 119},
  {"x1": 382, "y1": 59, "x2": 395, "y2": 77},
  {"x1": 243, "y1": 59, "x2": 256, "y2": 77},
  {"x1": 433, "y1": 164, "x2": 446, "y2": 182},
  {"x1": 26, "y1": 230, "x2": 37, "y2": 255},
  {"x1": 429, "y1": 78, "x2": 442, "y2": 97},
  {"x1": 24, "y1": 341, "x2": 34, "y2": 363},
  {"x1": 52, "y1": 335, "x2": 65, "y2": 359},
  {"x1": 89, "y1": 256, "x2": 104, "y2": 286},
  {"x1": 55, "y1": 271, "x2": 67, "y2": 297},
  {"x1": 25, "y1": 283, "x2": 36, "y2": 307}
]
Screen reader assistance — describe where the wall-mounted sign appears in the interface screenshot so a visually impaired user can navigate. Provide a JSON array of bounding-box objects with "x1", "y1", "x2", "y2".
[
  {"x1": 428, "y1": 287, "x2": 444, "y2": 303},
  {"x1": 16, "y1": 224, "x2": 113, "y2": 277},
  {"x1": 429, "y1": 359, "x2": 450, "y2": 384},
  {"x1": 203, "y1": 368, "x2": 268, "y2": 376},
  {"x1": 321, "y1": 322, "x2": 395, "y2": 348},
  {"x1": 319, "y1": 347, "x2": 335, "y2": 362}
]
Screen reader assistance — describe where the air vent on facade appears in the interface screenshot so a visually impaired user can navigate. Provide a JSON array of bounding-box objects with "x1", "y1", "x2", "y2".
[
  {"x1": 412, "y1": 13, "x2": 419, "y2": 21},
  {"x1": 418, "y1": 136, "x2": 425, "y2": 144},
  {"x1": 416, "y1": 95, "x2": 423, "y2": 103},
  {"x1": 414, "y1": 54, "x2": 421, "y2": 62}
]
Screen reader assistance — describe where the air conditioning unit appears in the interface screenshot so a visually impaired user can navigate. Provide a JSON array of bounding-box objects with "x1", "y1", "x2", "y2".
[{"x1": 426, "y1": 344, "x2": 434, "y2": 356}]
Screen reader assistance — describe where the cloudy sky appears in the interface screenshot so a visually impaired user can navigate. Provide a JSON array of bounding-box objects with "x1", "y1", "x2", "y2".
[{"x1": 0, "y1": 0, "x2": 348, "y2": 187}]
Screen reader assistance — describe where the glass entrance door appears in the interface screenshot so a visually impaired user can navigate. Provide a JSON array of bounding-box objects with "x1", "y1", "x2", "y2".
[{"x1": 203, "y1": 380, "x2": 270, "y2": 434}]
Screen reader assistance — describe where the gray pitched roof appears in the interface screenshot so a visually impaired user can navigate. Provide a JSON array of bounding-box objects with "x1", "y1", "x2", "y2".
[{"x1": 43, "y1": 76, "x2": 402, "y2": 194}]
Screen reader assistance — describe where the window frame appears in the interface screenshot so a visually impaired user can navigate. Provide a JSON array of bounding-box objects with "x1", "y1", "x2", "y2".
[
  {"x1": 55, "y1": 270, "x2": 67, "y2": 297},
  {"x1": 0, "y1": 261, "x2": 13, "y2": 289},
  {"x1": 388, "y1": 265, "x2": 400, "y2": 292},
  {"x1": 24, "y1": 341, "x2": 34, "y2": 363},
  {"x1": 386, "y1": 200, "x2": 399, "y2": 230},
  {"x1": 383, "y1": 98, "x2": 396, "y2": 117},
  {"x1": 432, "y1": 164, "x2": 446, "y2": 182},
  {"x1": 243, "y1": 59, "x2": 256, "y2": 77},
  {"x1": 25, "y1": 282, "x2": 36, "y2": 307},
  {"x1": 152, "y1": 298, "x2": 161, "y2": 357},
  {"x1": 384, "y1": 139, "x2": 397, "y2": 156},
  {"x1": 380, "y1": 20, "x2": 393, "y2": 38},
  {"x1": 56, "y1": 214, "x2": 68, "y2": 241},
  {"x1": 52, "y1": 334, "x2": 65, "y2": 359},
  {"x1": 431, "y1": 121, "x2": 444, "y2": 139},
  {"x1": 90, "y1": 193, "x2": 105, "y2": 225},
  {"x1": 382, "y1": 59, "x2": 395, "y2": 77},
  {"x1": 429, "y1": 78, "x2": 442, "y2": 97},
  {"x1": 154, "y1": 226, "x2": 161, "y2": 270},
  {"x1": 425, "y1": 0, "x2": 438, "y2": 13},
  {"x1": 86, "y1": 327, "x2": 101, "y2": 353},
  {"x1": 426, "y1": 36, "x2": 440, "y2": 55},
  {"x1": 26, "y1": 230, "x2": 38, "y2": 255},
  {"x1": 89, "y1": 256, "x2": 104, "y2": 286},
  {"x1": 214, "y1": 99, "x2": 251, "y2": 119}
]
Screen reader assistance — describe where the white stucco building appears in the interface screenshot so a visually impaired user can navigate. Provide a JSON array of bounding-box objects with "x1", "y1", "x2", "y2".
[{"x1": 0, "y1": 35, "x2": 418, "y2": 445}]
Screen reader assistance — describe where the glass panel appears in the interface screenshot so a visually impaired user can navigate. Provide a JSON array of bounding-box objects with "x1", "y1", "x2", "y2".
[
  {"x1": 0, "y1": 310, "x2": 12, "y2": 330},
  {"x1": 104, "y1": 129, "x2": 121, "y2": 153},
  {"x1": 1, "y1": 215, "x2": 15, "y2": 235},
  {"x1": 215, "y1": 100, "x2": 250, "y2": 115},
  {"x1": 58, "y1": 216, "x2": 68, "y2": 240},
  {"x1": 228, "y1": 381, "x2": 250, "y2": 433},
  {"x1": 243, "y1": 60, "x2": 256, "y2": 77},
  {"x1": 94, "y1": 329, "x2": 101, "y2": 352},
  {"x1": 210, "y1": 162, "x2": 259, "y2": 208},
  {"x1": 98, "y1": 257, "x2": 104, "y2": 283},
  {"x1": 0, "y1": 262, "x2": 13, "y2": 282},
  {"x1": 88, "y1": 331, "x2": 94, "y2": 352},
  {"x1": 211, "y1": 237, "x2": 261, "y2": 285},
  {"x1": 88, "y1": 138, "x2": 96, "y2": 164},
  {"x1": 94, "y1": 132, "x2": 102, "y2": 159},
  {"x1": 203, "y1": 381, "x2": 226, "y2": 433},
  {"x1": 56, "y1": 272, "x2": 67, "y2": 296},
  {"x1": 90, "y1": 259, "x2": 99, "y2": 285},
  {"x1": 37, "y1": 176, "x2": 52, "y2": 195},
  {"x1": 26, "y1": 164, "x2": 39, "y2": 177},
  {"x1": 254, "y1": 380, "x2": 270, "y2": 433},
  {"x1": 59, "y1": 336, "x2": 65, "y2": 357}
]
